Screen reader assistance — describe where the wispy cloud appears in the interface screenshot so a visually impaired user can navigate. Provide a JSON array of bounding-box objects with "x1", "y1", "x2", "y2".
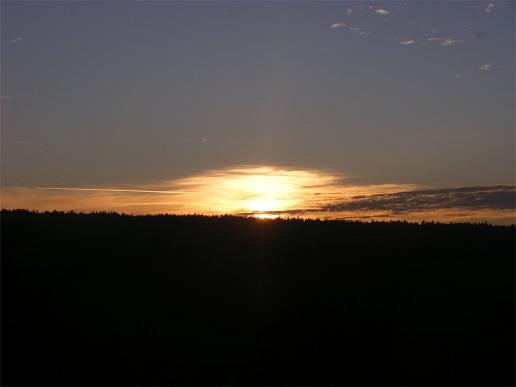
[
  {"x1": 373, "y1": 9, "x2": 389, "y2": 15},
  {"x1": 484, "y1": 2, "x2": 494, "y2": 13},
  {"x1": 330, "y1": 23, "x2": 346, "y2": 29},
  {"x1": 427, "y1": 37, "x2": 462, "y2": 46},
  {"x1": 441, "y1": 37, "x2": 462, "y2": 46},
  {"x1": 345, "y1": 9, "x2": 352, "y2": 16},
  {"x1": 400, "y1": 40, "x2": 415, "y2": 45},
  {"x1": 10, "y1": 37, "x2": 23, "y2": 44},
  {"x1": 34, "y1": 187, "x2": 189, "y2": 194},
  {"x1": 319, "y1": 186, "x2": 515, "y2": 214},
  {"x1": 480, "y1": 64, "x2": 492, "y2": 71}
]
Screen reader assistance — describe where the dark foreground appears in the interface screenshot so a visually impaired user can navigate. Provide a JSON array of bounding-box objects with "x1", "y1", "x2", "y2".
[{"x1": 1, "y1": 210, "x2": 514, "y2": 386}]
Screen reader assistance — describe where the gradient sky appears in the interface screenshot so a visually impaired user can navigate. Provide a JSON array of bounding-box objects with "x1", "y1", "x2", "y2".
[{"x1": 1, "y1": 1, "x2": 515, "y2": 222}]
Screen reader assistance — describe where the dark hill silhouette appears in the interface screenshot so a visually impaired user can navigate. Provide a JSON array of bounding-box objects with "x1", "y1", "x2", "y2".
[{"x1": 1, "y1": 210, "x2": 514, "y2": 386}]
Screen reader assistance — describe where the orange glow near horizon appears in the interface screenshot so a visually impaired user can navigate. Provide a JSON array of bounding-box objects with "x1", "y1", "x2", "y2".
[{"x1": 1, "y1": 165, "x2": 514, "y2": 224}]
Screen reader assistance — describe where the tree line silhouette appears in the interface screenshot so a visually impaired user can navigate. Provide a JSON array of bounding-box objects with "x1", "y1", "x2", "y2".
[{"x1": 1, "y1": 210, "x2": 514, "y2": 385}]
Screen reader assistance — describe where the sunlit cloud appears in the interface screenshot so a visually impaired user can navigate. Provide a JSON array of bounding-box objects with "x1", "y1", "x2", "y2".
[
  {"x1": 330, "y1": 23, "x2": 345, "y2": 29},
  {"x1": 440, "y1": 37, "x2": 462, "y2": 46},
  {"x1": 400, "y1": 40, "x2": 415, "y2": 45},
  {"x1": 1, "y1": 166, "x2": 514, "y2": 224},
  {"x1": 427, "y1": 37, "x2": 462, "y2": 46},
  {"x1": 373, "y1": 9, "x2": 389, "y2": 15},
  {"x1": 484, "y1": 3, "x2": 494, "y2": 13},
  {"x1": 480, "y1": 64, "x2": 492, "y2": 71}
]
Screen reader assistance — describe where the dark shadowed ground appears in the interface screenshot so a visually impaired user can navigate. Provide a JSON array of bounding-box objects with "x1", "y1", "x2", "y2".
[{"x1": 1, "y1": 210, "x2": 514, "y2": 386}]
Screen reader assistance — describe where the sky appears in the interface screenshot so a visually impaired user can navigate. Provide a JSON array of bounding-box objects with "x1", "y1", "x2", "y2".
[{"x1": 1, "y1": 1, "x2": 515, "y2": 223}]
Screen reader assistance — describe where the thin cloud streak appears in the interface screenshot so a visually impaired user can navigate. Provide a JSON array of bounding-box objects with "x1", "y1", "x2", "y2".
[
  {"x1": 427, "y1": 37, "x2": 462, "y2": 46},
  {"x1": 34, "y1": 187, "x2": 189, "y2": 194},
  {"x1": 330, "y1": 23, "x2": 345, "y2": 29},
  {"x1": 373, "y1": 9, "x2": 389, "y2": 15}
]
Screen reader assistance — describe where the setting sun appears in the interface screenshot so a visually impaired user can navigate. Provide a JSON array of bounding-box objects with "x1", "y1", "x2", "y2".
[
  {"x1": 173, "y1": 166, "x2": 316, "y2": 217},
  {"x1": 245, "y1": 198, "x2": 278, "y2": 213}
]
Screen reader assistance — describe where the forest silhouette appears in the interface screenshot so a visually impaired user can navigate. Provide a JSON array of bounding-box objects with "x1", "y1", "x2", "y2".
[{"x1": 1, "y1": 210, "x2": 514, "y2": 386}]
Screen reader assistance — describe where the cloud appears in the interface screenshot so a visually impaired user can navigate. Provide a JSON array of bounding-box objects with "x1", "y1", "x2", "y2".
[
  {"x1": 440, "y1": 37, "x2": 462, "y2": 46},
  {"x1": 373, "y1": 9, "x2": 389, "y2": 15},
  {"x1": 345, "y1": 9, "x2": 352, "y2": 16},
  {"x1": 485, "y1": 3, "x2": 494, "y2": 13},
  {"x1": 441, "y1": 38, "x2": 459, "y2": 46},
  {"x1": 330, "y1": 23, "x2": 346, "y2": 29},
  {"x1": 319, "y1": 186, "x2": 515, "y2": 214},
  {"x1": 480, "y1": 64, "x2": 492, "y2": 71},
  {"x1": 427, "y1": 37, "x2": 462, "y2": 46},
  {"x1": 10, "y1": 37, "x2": 23, "y2": 44},
  {"x1": 34, "y1": 187, "x2": 189, "y2": 194},
  {"x1": 400, "y1": 40, "x2": 415, "y2": 45}
]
